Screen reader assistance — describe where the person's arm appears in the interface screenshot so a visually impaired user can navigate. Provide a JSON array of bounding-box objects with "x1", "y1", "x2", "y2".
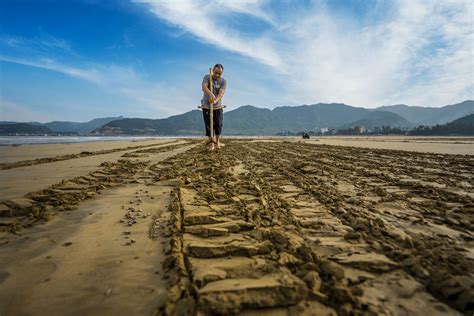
[
  {"x1": 215, "y1": 88, "x2": 226, "y2": 104},
  {"x1": 201, "y1": 75, "x2": 216, "y2": 103},
  {"x1": 215, "y1": 79, "x2": 227, "y2": 104}
]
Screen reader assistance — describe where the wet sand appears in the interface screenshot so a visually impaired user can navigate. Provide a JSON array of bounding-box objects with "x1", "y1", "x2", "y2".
[{"x1": 0, "y1": 137, "x2": 473, "y2": 315}]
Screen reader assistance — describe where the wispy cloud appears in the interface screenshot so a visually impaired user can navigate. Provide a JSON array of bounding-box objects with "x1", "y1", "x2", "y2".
[
  {"x1": 0, "y1": 55, "x2": 104, "y2": 84},
  {"x1": 0, "y1": 53, "x2": 201, "y2": 118},
  {"x1": 137, "y1": 0, "x2": 473, "y2": 107},
  {"x1": 134, "y1": 0, "x2": 283, "y2": 69},
  {"x1": 0, "y1": 99, "x2": 50, "y2": 122},
  {"x1": 0, "y1": 30, "x2": 76, "y2": 57}
]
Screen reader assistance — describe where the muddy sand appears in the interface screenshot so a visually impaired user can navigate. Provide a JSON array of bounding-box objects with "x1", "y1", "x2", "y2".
[{"x1": 0, "y1": 137, "x2": 473, "y2": 315}]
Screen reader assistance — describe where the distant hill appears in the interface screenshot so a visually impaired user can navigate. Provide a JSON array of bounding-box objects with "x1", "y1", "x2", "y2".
[
  {"x1": 376, "y1": 100, "x2": 473, "y2": 125},
  {"x1": 0, "y1": 123, "x2": 54, "y2": 135},
  {"x1": 409, "y1": 114, "x2": 474, "y2": 135},
  {"x1": 97, "y1": 111, "x2": 203, "y2": 135},
  {"x1": 42, "y1": 116, "x2": 124, "y2": 133}
]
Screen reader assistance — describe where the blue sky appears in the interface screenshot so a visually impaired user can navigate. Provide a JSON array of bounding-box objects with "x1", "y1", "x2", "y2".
[{"x1": 0, "y1": 0, "x2": 472, "y2": 122}]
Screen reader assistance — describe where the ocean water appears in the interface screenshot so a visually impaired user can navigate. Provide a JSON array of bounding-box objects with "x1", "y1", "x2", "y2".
[{"x1": 0, "y1": 136, "x2": 180, "y2": 146}]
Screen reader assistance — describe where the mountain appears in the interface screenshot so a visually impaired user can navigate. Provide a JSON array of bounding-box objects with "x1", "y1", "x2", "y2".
[
  {"x1": 94, "y1": 103, "x2": 410, "y2": 135},
  {"x1": 339, "y1": 111, "x2": 414, "y2": 129},
  {"x1": 43, "y1": 116, "x2": 124, "y2": 133},
  {"x1": 409, "y1": 114, "x2": 474, "y2": 136},
  {"x1": 0, "y1": 123, "x2": 55, "y2": 135},
  {"x1": 376, "y1": 100, "x2": 474, "y2": 125},
  {"x1": 97, "y1": 111, "x2": 203, "y2": 135}
]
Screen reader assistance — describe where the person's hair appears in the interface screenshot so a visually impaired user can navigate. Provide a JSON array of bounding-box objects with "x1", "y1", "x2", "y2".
[{"x1": 213, "y1": 64, "x2": 224, "y2": 71}]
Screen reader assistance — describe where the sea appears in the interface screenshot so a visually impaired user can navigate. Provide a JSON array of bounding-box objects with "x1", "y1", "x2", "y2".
[{"x1": 0, "y1": 136, "x2": 183, "y2": 146}]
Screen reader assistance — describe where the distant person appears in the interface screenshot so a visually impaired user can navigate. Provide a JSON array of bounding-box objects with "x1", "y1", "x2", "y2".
[{"x1": 201, "y1": 64, "x2": 226, "y2": 151}]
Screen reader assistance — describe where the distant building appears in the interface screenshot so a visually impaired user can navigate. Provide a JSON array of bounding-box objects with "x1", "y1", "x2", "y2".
[{"x1": 320, "y1": 127, "x2": 329, "y2": 134}]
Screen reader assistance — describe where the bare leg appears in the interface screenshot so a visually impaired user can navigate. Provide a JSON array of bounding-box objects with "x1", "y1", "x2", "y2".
[
  {"x1": 216, "y1": 135, "x2": 225, "y2": 148},
  {"x1": 207, "y1": 136, "x2": 215, "y2": 151}
]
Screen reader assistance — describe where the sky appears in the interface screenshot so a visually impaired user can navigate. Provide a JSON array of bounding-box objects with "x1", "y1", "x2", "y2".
[{"x1": 0, "y1": 0, "x2": 473, "y2": 122}]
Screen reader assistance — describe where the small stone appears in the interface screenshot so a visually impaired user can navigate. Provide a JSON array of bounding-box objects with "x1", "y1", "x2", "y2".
[{"x1": 105, "y1": 288, "x2": 112, "y2": 296}]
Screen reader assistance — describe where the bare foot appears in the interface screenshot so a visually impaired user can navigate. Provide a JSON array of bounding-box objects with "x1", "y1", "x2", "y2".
[
  {"x1": 208, "y1": 142, "x2": 215, "y2": 151},
  {"x1": 216, "y1": 142, "x2": 225, "y2": 149}
]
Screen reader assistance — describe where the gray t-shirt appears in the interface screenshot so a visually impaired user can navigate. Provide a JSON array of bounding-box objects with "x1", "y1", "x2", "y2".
[{"x1": 201, "y1": 74, "x2": 227, "y2": 108}]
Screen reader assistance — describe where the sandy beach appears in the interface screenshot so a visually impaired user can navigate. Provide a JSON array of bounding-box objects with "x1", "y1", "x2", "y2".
[{"x1": 0, "y1": 136, "x2": 473, "y2": 315}]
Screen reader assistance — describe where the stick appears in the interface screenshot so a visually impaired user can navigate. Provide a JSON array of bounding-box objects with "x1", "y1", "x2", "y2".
[
  {"x1": 198, "y1": 105, "x2": 226, "y2": 110},
  {"x1": 209, "y1": 67, "x2": 214, "y2": 143}
]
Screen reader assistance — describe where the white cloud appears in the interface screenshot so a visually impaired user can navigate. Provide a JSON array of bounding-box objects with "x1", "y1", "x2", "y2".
[
  {"x1": 137, "y1": 0, "x2": 473, "y2": 107},
  {"x1": 0, "y1": 56, "x2": 104, "y2": 84},
  {"x1": 0, "y1": 55, "x2": 190, "y2": 118},
  {"x1": 133, "y1": 0, "x2": 283, "y2": 69},
  {"x1": 0, "y1": 31, "x2": 76, "y2": 57}
]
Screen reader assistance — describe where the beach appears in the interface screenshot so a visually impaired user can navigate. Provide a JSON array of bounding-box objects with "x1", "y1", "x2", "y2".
[{"x1": 0, "y1": 136, "x2": 473, "y2": 315}]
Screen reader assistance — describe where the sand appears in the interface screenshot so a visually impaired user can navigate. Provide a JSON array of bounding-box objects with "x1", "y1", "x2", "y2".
[{"x1": 0, "y1": 137, "x2": 473, "y2": 315}]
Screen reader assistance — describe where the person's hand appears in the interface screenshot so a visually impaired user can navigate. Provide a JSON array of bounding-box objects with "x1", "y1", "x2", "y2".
[{"x1": 209, "y1": 95, "x2": 216, "y2": 104}]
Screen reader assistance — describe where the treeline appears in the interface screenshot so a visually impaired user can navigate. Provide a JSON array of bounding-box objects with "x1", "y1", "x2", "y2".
[
  {"x1": 287, "y1": 114, "x2": 474, "y2": 136},
  {"x1": 409, "y1": 114, "x2": 474, "y2": 135}
]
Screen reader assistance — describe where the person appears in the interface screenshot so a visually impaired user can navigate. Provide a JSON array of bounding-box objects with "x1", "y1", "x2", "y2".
[{"x1": 201, "y1": 64, "x2": 226, "y2": 150}]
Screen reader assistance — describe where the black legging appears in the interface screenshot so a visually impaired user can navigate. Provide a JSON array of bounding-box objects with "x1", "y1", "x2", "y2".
[{"x1": 202, "y1": 108, "x2": 223, "y2": 136}]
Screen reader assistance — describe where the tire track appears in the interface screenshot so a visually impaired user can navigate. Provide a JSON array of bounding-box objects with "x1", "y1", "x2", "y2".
[
  {"x1": 155, "y1": 140, "x2": 467, "y2": 315},
  {"x1": 0, "y1": 140, "x2": 184, "y2": 170}
]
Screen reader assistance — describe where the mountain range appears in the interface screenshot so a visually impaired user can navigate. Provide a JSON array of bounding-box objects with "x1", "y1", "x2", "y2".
[
  {"x1": 0, "y1": 116, "x2": 123, "y2": 134},
  {"x1": 1, "y1": 101, "x2": 472, "y2": 136},
  {"x1": 95, "y1": 100, "x2": 473, "y2": 135}
]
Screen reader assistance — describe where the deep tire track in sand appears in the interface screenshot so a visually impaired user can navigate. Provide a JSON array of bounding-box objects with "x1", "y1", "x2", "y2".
[
  {"x1": 0, "y1": 142, "x2": 193, "y2": 232},
  {"x1": 156, "y1": 140, "x2": 472, "y2": 315}
]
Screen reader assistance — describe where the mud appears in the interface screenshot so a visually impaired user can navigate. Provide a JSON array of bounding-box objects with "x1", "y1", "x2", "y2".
[
  {"x1": 0, "y1": 141, "x2": 193, "y2": 231},
  {"x1": 0, "y1": 140, "x2": 180, "y2": 170},
  {"x1": 156, "y1": 140, "x2": 472, "y2": 315},
  {"x1": 0, "y1": 139, "x2": 472, "y2": 315}
]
